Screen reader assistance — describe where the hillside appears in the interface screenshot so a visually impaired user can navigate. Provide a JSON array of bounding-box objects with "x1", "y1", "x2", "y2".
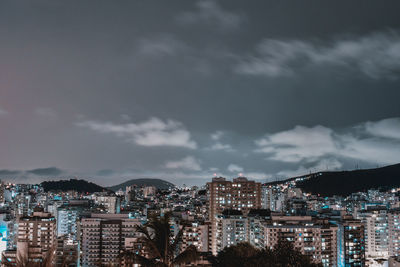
[
  {"x1": 41, "y1": 179, "x2": 108, "y2": 193},
  {"x1": 108, "y1": 178, "x2": 174, "y2": 192},
  {"x1": 274, "y1": 163, "x2": 400, "y2": 197}
]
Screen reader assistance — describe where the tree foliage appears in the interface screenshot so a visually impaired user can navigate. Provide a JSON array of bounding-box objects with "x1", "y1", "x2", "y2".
[
  {"x1": 121, "y1": 213, "x2": 199, "y2": 267},
  {"x1": 212, "y1": 240, "x2": 323, "y2": 267}
]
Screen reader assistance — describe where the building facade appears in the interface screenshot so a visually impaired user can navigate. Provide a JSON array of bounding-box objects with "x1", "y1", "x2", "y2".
[
  {"x1": 16, "y1": 210, "x2": 57, "y2": 264},
  {"x1": 80, "y1": 213, "x2": 141, "y2": 267},
  {"x1": 207, "y1": 177, "x2": 261, "y2": 255}
]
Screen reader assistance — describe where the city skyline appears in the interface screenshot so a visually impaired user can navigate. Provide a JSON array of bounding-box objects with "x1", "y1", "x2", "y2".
[{"x1": 1, "y1": 1, "x2": 400, "y2": 186}]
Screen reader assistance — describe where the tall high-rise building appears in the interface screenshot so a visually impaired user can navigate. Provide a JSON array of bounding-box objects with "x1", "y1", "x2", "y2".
[
  {"x1": 207, "y1": 177, "x2": 261, "y2": 221},
  {"x1": 80, "y1": 213, "x2": 142, "y2": 267},
  {"x1": 261, "y1": 186, "x2": 272, "y2": 210},
  {"x1": 207, "y1": 177, "x2": 261, "y2": 254},
  {"x1": 337, "y1": 216, "x2": 365, "y2": 267},
  {"x1": 389, "y1": 210, "x2": 400, "y2": 257},
  {"x1": 16, "y1": 210, "x2": 57, "y2": 264},
  {"x1": 357, "y1": 208, "x2": 389, "y2": 258}
]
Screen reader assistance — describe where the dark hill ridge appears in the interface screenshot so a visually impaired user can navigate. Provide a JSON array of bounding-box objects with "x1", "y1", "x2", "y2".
[
  {"x1": 108, "y1": 178, "x2": 174, "y2": 192},
  {"x1": 41, "y1": 179, "x2": 108, "y2": 193},
  {"x1": 268, "y1": 163, "x2": 400, "y2": 197}
]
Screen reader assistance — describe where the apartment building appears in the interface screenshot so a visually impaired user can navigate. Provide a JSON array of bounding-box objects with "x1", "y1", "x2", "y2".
[
  {"x1": 357, "y1": 208, "x2": 389, "y2": 258},
  {"x1": 263, "y1": 216, "x2": 338, "y2": 267},
  {"x1": 207, "y1": 177, "x2": 261, "y2": 221},
  {"x1": 337, "y1": 217, "x2": 365, "y2": 267},
  {"x1": 16, "y1": 209, "x2": 57, "y2": 264},
  {"x1": 389, "y1": 210, "x2": 400, "y2": 256},
  {"x1": 181, "y1": 222, "x2": 211, "y2": 253},
  {"x1": 207, "y1": 177, "x2": 261, "y2": 255},
  {"x1": 216, "y1": 213, "x2": 248, "y2": 253},
  {"x1": 80, "y1": 213, "x2": 142, "y2": 267}
]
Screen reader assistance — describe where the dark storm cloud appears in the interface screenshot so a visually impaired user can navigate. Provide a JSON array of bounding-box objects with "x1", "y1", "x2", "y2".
[
  {"x1": 0, "y1": 0, "x2": 400, "y2": 186},
  {"x1": 27, "y1": 167, "x2": 63, "y2": 176}
]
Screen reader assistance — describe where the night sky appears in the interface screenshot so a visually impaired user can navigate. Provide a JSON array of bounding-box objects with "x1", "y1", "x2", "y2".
[{"x1": 1, "y1": 0, "x2": 400, "y2": 186}]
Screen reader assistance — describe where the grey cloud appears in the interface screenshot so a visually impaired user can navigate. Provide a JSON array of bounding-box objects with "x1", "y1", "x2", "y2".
[
  {"x1": 236, "y1": 31, "x2": 400, "y2": 79},
  {"x1": 255, "y1": 125, "x2": 337, "y2": 163},
  {"x1": 211, "y1": 131, "x2": 224, "y2": 140},
  {"x1": 208, "y1": 142, "x2": 234, "y2": 152},
  {"x1": 227, "y1": 163, "x2": 243, "y2": 173},
  {"x1": 255, "y1": 117, "x2": 400, "y2": 166},
  {"x1": 27, "y1": 167, "x2": 63, "y2": 176},
  {"x1": 77, "y1": 117, "x2": 197, "y2": 149},
  {"x1": 364, "y1": 117, "x2": 400, "y2": 140},
  {"x1": 339, "y1": 134, "x2": 400, "y2": 165},
  {"x1": 165, "y1": 156, "x2": 202, "y2": 171},
  {"x1": 208, "y1": 131, "x2": 234, "y2": 151},
  {"x1": 177, "y1": 0, "x2": 243, "y2": 31},
  {"x1": 243, "y1": 172, "x2": 272, "y2": 181}
]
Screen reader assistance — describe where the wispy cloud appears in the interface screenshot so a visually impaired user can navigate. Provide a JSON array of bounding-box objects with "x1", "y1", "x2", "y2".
[
  {"x1": 236, "y1": 30, "x2": 400, "y2": 79},
  {"x1": 208, "y1": 131, "x2": 234, "y2": 151},
  {"x1": 211, "y1": 130, "x2": 224, "y2": 140},
  {"x1": 27, "y1": 167, "x2": 63, "y2": 176},
  {"x1": 177, "y1": 0, "x2": 243, "y2": 31},
  {"x1": 165, "y1": 156, "x2": 201, "y2": 171},
  {"x1": 255, "y1": 117, "x2": 400, "y2": 167},
  {"x1": 77, "y1": 117, "x2": 197, "y2": 149},
  {"x1": 255, "y1": 125, "x2": 336, "y2": 163},
  {"x1": 209, "y1": 142, "x2": 234, "y2": 152},
  {"x1": 227, "y1": 163, "x2": 243, "y2": 173},
  {"x1": 364, "y1": 117, "x2": 400, "y2": 139}
]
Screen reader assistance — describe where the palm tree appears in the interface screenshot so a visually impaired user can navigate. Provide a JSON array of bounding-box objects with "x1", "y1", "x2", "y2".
[{"x1": 122, "y1": 212, "x2": 198, "y2": 267}]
